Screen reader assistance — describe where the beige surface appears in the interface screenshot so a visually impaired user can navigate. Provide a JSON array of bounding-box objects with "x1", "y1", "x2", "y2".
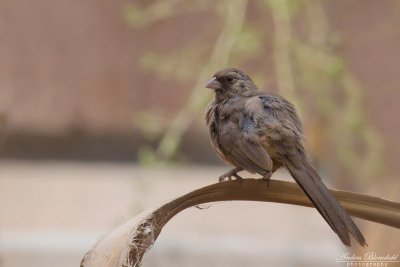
[{"x1": 0, "y1": 160, "x2": 371, "y2": 267}]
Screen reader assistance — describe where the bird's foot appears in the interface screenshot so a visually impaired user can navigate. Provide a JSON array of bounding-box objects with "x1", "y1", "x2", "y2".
[
  {"x1": 262, "y1": 171, "x2": 272, "y2": 189},
  {"x1": 219, "y1": 167, "x2": 243, "y2": 182}
]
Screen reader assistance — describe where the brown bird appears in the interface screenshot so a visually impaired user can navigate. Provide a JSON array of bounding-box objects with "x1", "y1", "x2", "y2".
[{"x1": 205, "y1": 68, "x2": 366, "y2": 247}]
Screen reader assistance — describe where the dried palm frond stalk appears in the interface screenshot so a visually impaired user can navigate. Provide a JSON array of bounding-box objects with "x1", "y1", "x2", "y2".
[{"x1": 81, "y1": 179, "x2": 400, "y2": 267}]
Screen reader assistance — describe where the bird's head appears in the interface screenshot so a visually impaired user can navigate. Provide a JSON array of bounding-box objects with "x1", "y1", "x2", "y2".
[{"x1": 205, "y1": 68, "x2": 258, "y2": 102}]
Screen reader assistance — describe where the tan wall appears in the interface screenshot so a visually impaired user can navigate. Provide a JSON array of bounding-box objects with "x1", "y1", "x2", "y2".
[{"x1": 0, "y1": 1, "x2": 399, "y2": 172}]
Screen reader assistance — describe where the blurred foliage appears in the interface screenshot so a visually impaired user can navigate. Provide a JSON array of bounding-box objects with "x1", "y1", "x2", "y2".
[
  {"x1": 125, "y1": 0, "x2": 384, "y2": 186},
  {"x1": 133, "y1": 111, "x2": 166, "y2": 141}
]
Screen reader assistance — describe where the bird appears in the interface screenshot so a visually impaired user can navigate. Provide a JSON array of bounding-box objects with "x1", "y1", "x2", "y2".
[{"x1": 205, "y1": 68, "x2": 366, "y2": 247}]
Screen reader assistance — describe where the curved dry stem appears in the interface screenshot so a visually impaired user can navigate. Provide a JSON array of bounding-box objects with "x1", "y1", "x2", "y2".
[{"x1": 81, "y1": 179, "x2": 400, "y2": 267}]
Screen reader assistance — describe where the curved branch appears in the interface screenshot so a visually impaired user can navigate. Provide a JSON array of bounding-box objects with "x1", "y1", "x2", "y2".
[{"x1": 81, "y1": 179, "x2": 400, "y2": 267}]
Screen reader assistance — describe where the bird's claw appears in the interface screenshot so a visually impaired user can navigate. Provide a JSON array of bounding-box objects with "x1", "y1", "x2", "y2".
[
  {"x1": 218, "y1": 173, "x2": 243, "y2": 183},
  {"x1": 262, "y1": 171, "x2": 272, "y2": 189},
  {"x1": 218, "y1": 167, "x2": 243, "y2": 182}
]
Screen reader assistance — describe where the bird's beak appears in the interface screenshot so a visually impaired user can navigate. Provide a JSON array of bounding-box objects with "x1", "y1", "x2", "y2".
[{"x1": 205, "y1": 77, "x2": 222, "y2": 90}]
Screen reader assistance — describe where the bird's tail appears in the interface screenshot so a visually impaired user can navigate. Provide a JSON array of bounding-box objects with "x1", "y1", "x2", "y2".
[{"x1": 283, "y1": 157, "x2": 366, "y2": 247}]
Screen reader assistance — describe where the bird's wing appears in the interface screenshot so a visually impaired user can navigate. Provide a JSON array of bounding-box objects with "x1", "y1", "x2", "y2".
[
  {"x1": 245, "y1": 94, "x2": 306, "y2": 168},
  {"x1": 217, "y1": 98, "x2": 273, "y2": 175},
  {"x1": 249, "y1": 94, "x2": 366, "y2": 246}
]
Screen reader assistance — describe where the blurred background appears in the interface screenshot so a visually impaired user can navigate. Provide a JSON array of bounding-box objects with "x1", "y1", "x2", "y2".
[{"x1": 0, "y1": 0, "x2": 399, "y2": 266}]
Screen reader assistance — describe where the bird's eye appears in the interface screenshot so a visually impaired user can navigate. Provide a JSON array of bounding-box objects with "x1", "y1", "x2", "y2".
[{"x1": 226, "y1": 77, "x2": 233, "y2": 82}]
